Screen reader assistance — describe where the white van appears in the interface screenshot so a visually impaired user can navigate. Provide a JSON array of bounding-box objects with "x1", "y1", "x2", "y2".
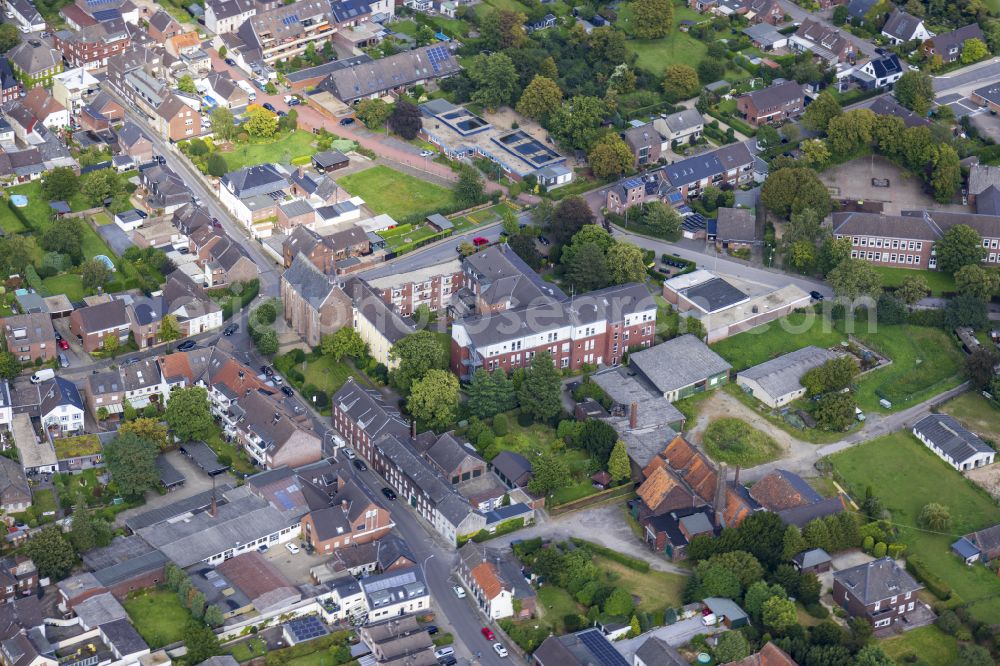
[
  {"x1": 237, "y1": 80, "x2": 256, "y2": 102},
  {"x1": 30, "y1": 368, "x2": 54, "y2": 384}
]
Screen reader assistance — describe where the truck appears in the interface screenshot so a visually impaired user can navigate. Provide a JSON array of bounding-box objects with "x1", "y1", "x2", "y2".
[
  {"x1": 237, "y1": 80, "x2": 256, "y2": 102},
  {"x1": 30, "y1": 368, "x2": 54, "y2": 384}
]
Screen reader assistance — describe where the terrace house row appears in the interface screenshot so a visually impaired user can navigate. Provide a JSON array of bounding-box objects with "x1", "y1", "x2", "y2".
[
  {"x1": 736, "y1": 80, "x2": 805, "y2": 126},
  {"x1": 449, "y1": 245, "x2": 657, "y2": 379}
]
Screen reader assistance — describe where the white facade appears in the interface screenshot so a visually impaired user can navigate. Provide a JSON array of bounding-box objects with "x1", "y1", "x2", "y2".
[
  {"x1": 41, "y1": 402, "x2": 84, "y2": 433},
  {"x1": 217, "y1": 183, "x2": 256, "y2": 228},
  {"x1": 912, "y1": 427, "x2": 995, "y2": 471},
  {"x1": 353, "y1": 310, "x2": 398, "y2": 369},
  {"x1": 205, "y1": 2, "x2": 256, "y2": 34},
  {"x1": 52, "y1": 67, "x2": 99, "y2": 115}
]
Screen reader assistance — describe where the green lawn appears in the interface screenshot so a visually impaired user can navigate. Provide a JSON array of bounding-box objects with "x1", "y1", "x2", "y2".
[
  {"x1": 536, "y1": 585, "x2": 585, "y2": 633},
  {"x1": 881, "y1": 625, "x2": 959, "y2": 665},
  {"x1": 227, "y1": 638, "x2": 267, "y2": 662},
  {"x1": 300, "y1": 355, "x2": 363, "y2": 397},
  {"x1": 220, "y1": 130, "x2": 317, "y2": 171},
  {"x1": 711, "y1": 311, "x2": 846, "y2": 371},
  {"x1": 32, "y1": 488, "x2": 57, "y2": 516},
  {"x1": 53, "y1": 434, "x2": 102, "y2": 459},
  {"x1": 940, "y1": 392, "x2": 1000, "y2": 444},
  {"x1": 594, "y1": 555, "x2": 685, "y2": 612},
  {"x1": 627, "y1": 31, "x2": 708, "y2": 74},
  {"x1": 702, "y1": 417, "x2": 782, "y2": 466},
  {"x1": 42, "y1": 274, "x2": 85, "y2": 302},
  {"x1": 830, "y1": 433, "x2": 1000, "y2": 620},
  {"x1": 378, "y1": 223, "x2": 440, "y2": 249},
  {"x1": 123, "y1": 589, "x2": 193, "y2": 648},
  {"x1": 205, "y1": 431, "x2": 257, "y2": 476},
  {"x1": 92, "y1": 211, "x2": 113, "y2": 226},
  {"x1": 0, "y1": 204, "x2": 28, "y2": 233},
  {"x1": 338, "y1": 166, "x2": 455, "y2": 220},
  {"x1": 872, "y1": 266, "x2": 956, "y2": 296},
  {"x1": 482, "y1": 0, "x2": 531, "y2": 13}
]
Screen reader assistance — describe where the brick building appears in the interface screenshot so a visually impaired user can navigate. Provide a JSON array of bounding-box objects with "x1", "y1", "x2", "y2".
[
  {"x1": 2, "y1": 313, "x2": 57, "y2": 363},
  {"x1": 736, "y1": 80, "x2": 804, "y2": 126},
  {"x1": 366, "y1": 258, "x2": 463, "y2": 317},
  {"x1": 53, "y1": 19, "x2": 131, "y2": 72}
]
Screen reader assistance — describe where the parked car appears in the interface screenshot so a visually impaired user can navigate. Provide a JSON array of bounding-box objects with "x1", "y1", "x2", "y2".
[
  {"x1": 58, "y1": 353, "x2": 69, "y2": 368},
  {"x1": 381, "y1": 487, "x2": 397, "y2": 501},
  {"x1": 451, "y1": 586, "x2": 466, "y2": 599},
  {"x1": 289, "y1": 98, "x2": 301, "y2": 106},
  {"x1": 426, "y1": 625, "x2": 438, "y2": 635},
  {"x1": 473, "y1": 236, "x2": 489, "y2": 246},
  {"x1": 538, "y1": 235, "x2": 551, "y2": 245},
  {"x1": 438, "y1": 656, "x2": 457, "y2": 666},
  {"x1": 277, "y1": 110, "x2": 286, "y2": 117},
  {"x1": 257, "y1": 544, "x2": 268, "y2": 552},
  {"x1": 262, "y1": 102, "x2": 276, "y2": 112},
  {"x1": 352, "y1": 459, "x2": 368, "y2": 472},
  {"x1": 285, "y1": 542, "x2": 300, "y2": 554},
  {"x1": 281, "y1": 385, "x2": 294, "y2": 397},
  {"x1": 420, "y1": 149, "x2": 434, "y2": 157},
  {"x1": 177, "y1": 340, "x2": 197, "y2": 351},
  {"x1": 223, "y1": 323, "x2": 239, "y2": 336},
  {"x1": 810, "y1": 290, "x2": 824, "y2": 301},
  {"x1": 123, "y1": 357, "x2": 140, "y2": 366},
  {"x1": 434, "y1": 647, "x2": 455, "y2": 660},
  {"x1": 339, "y1": 117, "x2": 355, "y2": 126},
  {"x1": 58, "y1": 338, "x2": 69, "y2": 350},
  {"x1": 261, "y1": 365, "x2": 273, "y2": 376},
  {"x1": 481, "y1": 628, "x2": 494, "y2": 641},
  {"x1": 493, "y1": 643, "x2": 508, "y2": 658},
  {"x1": 54, "y1": 332, "x2": 62, "y2": 341},
  {"x1": 225, "y1": 57, "x2": 237, "y2": 66}
]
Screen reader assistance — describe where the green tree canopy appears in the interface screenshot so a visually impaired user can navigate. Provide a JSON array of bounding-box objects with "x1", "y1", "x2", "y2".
[
  {"x1": 164, "y1": 386, "x2": 215, "y2": 442},
  {"x1": 895, "y1": 71, "x2": 934, "y2": 115},
  {"x1": 826, "y1": 258, "x2": 883, "y2": 300},
  {"x1": 607, "y1": 440, "x2": 630, "y2": 481},
  {"x1": 527, "y1": 453, "x2": 570, "y2": 495},
  {"x1": 588, "y1": 133, "x2": 634, "y2": 180},
  {"x1": 105, "y1": 431, "x2": 159, "y2": 499},
  {"x1": 549, "y1": 96, "x2": 607, "y2": 151},
  {"x1": 389, "y1": 330, "x2": 448, "y2": 393},
  {"x1": 355, "y1": 98, "x2": 392, "y2": 128},
  {"x1": 936, "y1": 224, "x2": 986, "y2": 273},
  {"x1": 802, "y1": 90, "x2": 842, "y2": 132},
  {"x1": 81, "y1": 259, "x2": 112, "y2": 292},
  {"x1": 606, "y1": 242, "x2": 647, "y2": 285},
  {"x1": 662, "y1": 64, "x2": 699, "y2": 100},
  {"x1": 322, "y1": 327, "x2": 368, "y2": 361},
  {"x1": 516, "y1": 75, "x2": 563, "y2": 121},
  {"x1": 761, "y1": 596, "x2": 798, "y2": 633},
  {"x1": 468, "y1": 52, "x2": 519, "y2": 110},
  {"x1": 24, "y1": 527, "x2": 77, "y2": 581},
  {"x1": 407, "y1": 369, "x2": 459, "y2": 431},
  {"x1": 895, "y1": 274, "x2": 930, "y2": 305},
  {"x1": 244, "y1": 105, "x2": 279, "y2": 138},
  {"x1": 760, "y1": 167, "x2": 832, "y2": 219},
  {"x1": 41, "y1": 167, "x2": 80, "y2": 201},
  {"x1": 518, "y1": 351, "x2": 562, "y2": 422},
  {"x1": 632, "y1": 0, "x2": 673, "y2": 39}
]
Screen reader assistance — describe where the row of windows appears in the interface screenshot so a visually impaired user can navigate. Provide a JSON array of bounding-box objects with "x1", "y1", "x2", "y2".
[
  {"x1": 843, "y1": 235, "x2": 924, "y2": 251},
  {"x1": 851, "y1": 251, "x2": 922, "y2": 265}
]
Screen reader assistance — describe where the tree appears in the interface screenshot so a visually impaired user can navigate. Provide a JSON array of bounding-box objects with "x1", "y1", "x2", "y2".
[
  {"x1": 815, "y1": 393, "x2": 856, "y2": 431},
  {"x1": 42, "y1": 167, "x2": 80, "y2": 201},
  {"x1": 694, "y1": 561, "x2": 741, "y2": 599},
  {"x1": 154, "y1": 314, "x2": 181, "y2": 344},
  {"x1": 322, "y1": 327, "x2": 367, "y2": 361},
  {"x1": 957, "y1": 644, "x2": 994, "y2": 666},
  {"x1": 206, "y1": 152, "x2": 228, "y2": 177},
  {"x1": 516, "y1": 75, "x2": 563, "y2": 121},
  {"x1": 0, "y1": 235, "x2": 33, "y2": 277},
  {"x1": 210, "y1": 107, "x2": 236, "y2": 142},
  {"x1": 81, "y1": 169, "x2": 124, "y2": 207},
  {"x1": 0, "y1": 351, "x2": 18, "y2": 380},
  {"x1": 802, "y1": 91, "x2": 843, "y2": 133},
  {"x1": 761, "y1": 596, "x2": 798, "y2": 633},
  {"x1": 518, "y1": 351, "x2": 562, "y2": 421},
  {"x1": 955, "y1": 264, "x2": 1000, "y2": 301},
  {"x1": 385, "y1": 99, "x2": 420, "y2": 140},
  {"x1": 782, "y1": 525, "x2": 807, "y2": 561},
  {"x1": 608, "y1": 63, "x2": 637, "y2": 94},
  {"x1": 407, "y1": 369, "x2": 459, "y2": 431},
  {"x1": 528, "y1": 454, "x2": 570, "y2": 494},
  {"x1": 918, "y1": 502, "x2": 951, "y2": 531},
  {"x1": 244, "y1": 105, "x2": 278, "y2": 138},
  {"x1": 550, "y1": 196, "x2": 594, "y2": 247},
  {"x1": 204, "y1": 605, "x2": 224, "y2": 627},
  {"x1": 0, "y1": 23, "x2": 20, "y2": 52},
  {"x1": 69, "y1": 506, "x2": 113, "y2": 552},
  {"x1": 931, "y1": 144, "x2": 961, "y2": 203},
  {"x1": 760, "y1": 167, "x2": 832, "y2": 219},
  {"x1": 549, "y1": 96, "x2": 606, "y2": 150},
  {"x1": 895, "y1": 71, "x2": 934, "y2": 115},
  {"x1": 662, "y1": 64, "x2": 699, "y2": 101},
  {"x1": 164, "y1": 386, "x2": 214, "y2": 442},
  {"x1": 826, "y1": 108, "x2": 876, "y2": 159},
  {"x1": 588, "y1": 134, "x2": 634, "y2": 179},
  {"x1": 756, "y1": 124, "x2": 781, "y2": 149},
  {"x1": 252, "y1": 300, "x2": 277, "y2": 325},
  {"x1": 455, "y1": 167, "x2": 485, "y2": 207},
  {"x1": 713, "y1": 630, "x2": 750, "y2": 662},
  {"x1": 643, "y1": 201, "x2": 682, "y2": 240},
  {"x1": 247, "y1": 324, "x2": 276, "y2": 355},
  {"x1": 896, "y1": 274, "x2": 929, "y2": 305},
  {"x1": 105, "y1": 432, "x2": 159, "y2": 499},
  {"x1": 946, "y1": 292, "x2": 989, "y2": 330},
  {"x1": 183, "y1": 621, "x2": 221, "y2": 664},
  {"x1": 468, "y1": 52, "x2": 519, "y2": 110},
  {"x1": 102, "y1": 333, "x2": 120, "y2": 355},
  {"x1": 962, "y1": 37, "x2": 989, "y2": 64},
  {"x1": 278, "y1": 108, "x2": 298, "y2": 132},
  {"x1": 607, "y1": 440, "x2": 630, "y2": 481},
  {"x1": 177, "y1": 74, "x2": 197, "y2": 93},
  {"x1": 40, "y1": 219, "x2": 85, "y2": 264},
  {"x1": 480, "y1": 8, "x2": 528, "y2": 50},
  {"x1": 467, "y1": 369, "x2": 514, "y2": 419},
  {"x1": 966, "y1": 347, "x2": 1000, "y2": 390},
  {"x1": 827, "y1": 258, "x2": 882, "y2": 300},
  {"x1": 562, "y1": 223, "x2": 614, "y2": 265},
  {"x1": 118, "y1": 418, "x2": 169, "y2": 451},
  {"x1": 80, "y1": 259, "x2": 112, "y2": 292},
  {"x1": 509, "y1": 233, "x2": 543, "y2": 269},
  {"x1": 938, "y1": 224, "x2": 986, "y2": 274},
  {"x1": 24, "y1": 527, "x2": 76, "y2": 580},
  {"x1": 801, "y1": 356, "x2": 858, "y2": 396},
  {"x1": 390, "y1": 330, "x2": 448, "y2": 393},
  {"x1": 832, "y1": 4, "x2": 849, "y2": 23},
  {"x1": 603, "y1": 587, "x2": 634, "y2": 616},
  {"x1": 566, "y1": 242, "x2": 609, "y2": 291},
  {"x1": 355, "y1": 98, "x2": 392, "y2": 128},
  {"x1": 632, "y1": 0, "x2": 673, "y2": 39},
  {"x1": 697, "y1": 59, "x2": 725, "y2": 87},
  {"x1": 606, "y1": 242, "x2": 647, "y2": 285}
]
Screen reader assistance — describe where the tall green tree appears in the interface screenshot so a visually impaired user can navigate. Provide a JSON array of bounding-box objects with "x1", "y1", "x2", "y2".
[
  {"x1": 322, "y1": 327, "x2": 367, "y2": 361},
  {"x1": 802, "y1": 91, "x2": 842, "y2": 132},
  {"x1": 714, "y1": 631, "x2": 750, "y2": 663},
  {"x1": 896, "y1": 274, "x2": 929, "y2": 304},
  {"x1": 527, "y1": 454, "x2": 570, "y2": 495},
  {"x1": 69, "y1": 505, "x2": 113, "y2": 552},
  {"x1": 24, "y1": 527, "x2": 77, "y2": 580},
  {"x1": 81, "y1": 259, "x2": 112, "y2": 292},
  {"x1": 515, "y1": 75, "x2": 563, "y2": 121},
  {"x1": 662, "y1": 64, "x2": 699, "y2": 100},
  {"x1": 894, "y1": 71, "x2": 934, "y2": 115},
  {"x1": 183, "y1": 621, "x2": 221, "y2": 664},
  {"x1": 41, "y1": 167, "x2": 80, "y2": 201},
  {"x1": 549, "y1": 196, "x2": 594, "y2": 247},
  {"x1": 210, "y1": 107, "x2": 236, "y2": 141},
  {"x1": 760, "y1": 167, "x2": 832, "y2": 219},
  {"x1": 104, "y1": 432, "x2": 159, "y2": 499},
  {"x1": 642, "y1": 202, "x2": 682, "y2": 240},
  {"x1": 631, "y1": 0, "x2": 673, "y2": 39},
  {"x1": 244, "y1": 106, "x2": 278, "y2": 138},
  {"x1": 576, "y1": 419, "x2": 619, "y2": 464},
  {"x1": 158, "y1": 315, "x2": 182, "y2": 343},
  {"x1": 0, "y1": 23, "x2": 21, "y2": 52},
  {"x1": 607, "y1": 440, "x2": 630, "y2": 481},
  {"x1": 936, "y1": 224, "x2": 986, "y2": 273},
  {"x1": 566, "y1": 242, "x2": 609, "y2": 292},
  {"x1": 606, "y1": 242, "x2": 647, "y2": 285},
  {"x1": 41, "y1": 218, "x2": 85, "y2": 264},
  {"x1": 827, "y1": 258, "x2": 883, "y2": 299},
  {"x1": 455, "y1": 167, "x2": 485, "y2": 207},
  {"x1": 548, "y1": 96, "x2": 606, "y2": 150},
  {"x1": 955, "y1": 264, "x2": 1000, "y2": 300},
  {"x1": 945, "y1": 292, "x2": 988, "y2": 330},
  {"x1": 761, "y1": 596, "x2": 798, "y2": 633},
  {"x1": 164, "y1": 386, "x2": 215, "y2": 442},
  {"x1": 407, "y1": 369, "x2": 459, "y2": 431},
  {"x1": 355, "y1": 98, "x2": 392, "y2": 128},
  {"x1": 518, "y1": 351, "x2": 562, "y2": 421},
  {"x1": 389, "y1": 330, "x2": 448, "y2": 393},
  {"x1": 931, "y1": 144, "x2": 961, "y2": 203},
  {"x1": 468, "y1": 52, "x2": 519, "y2": 110},
  {"x1": 177, "y1": 74, "x2": 197, "y2": 93},
  {"x1": 588, "y1": 133, "x2": 634, "y2": 179}
]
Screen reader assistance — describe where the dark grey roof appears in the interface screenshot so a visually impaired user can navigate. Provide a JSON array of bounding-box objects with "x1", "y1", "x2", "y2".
[
  {"x1": 777, "y1": 496, "x2": 845, "y2": 527},
  {"x1": 360, "y1": 566, "x2": 428, "y2": 611},
  {"x1": 285, "y1": 54, "x2": 372, "y2": 83},
  {"x1": 793, "y1": 547, "x2": 832, "y2": 569},
  {"x1": 928, "y1": 23, "x2": 984, "y2": 58},
  {"x1": 869, "y1": 96, "x2": 930, "y2": 127},
  {"x1": 490, "y1": 450, "x2": 532, "y2": 484},
  {"x1": 914, "y1": 413, "x2": 994, "y2": 463},
  {"x1": 81, "y1": 534, "x2": 155, "y2": 570},
  {"x1": 977, "y1": 185, "x2": 1000, "y2": 215},
  {"x1": 156, "y1": 455, "x2": 185, "y2": 487},
  {"x1": 966, "y1": 524, "x2": 1000, "y2": 554},
  {"x1": 124, "y1": 485, "x2": 232, "y2": 531},
  {"x1": 40, "y1": 377, "x2": 84, "y2": 415},
  {"x1": 345, "y1": 277, "x2": 415, "y2": 345},
  {"x1": 181, "y1": 441, "x2": 229, "y2": 474},
  {"x1": 425, "y1": 433, "x2": 480, "y2": 474},
  {"x1": 742, "y1": 22, "x2": 785, "y2": 46},
  {"x1": 115, "y1": 121, "x2": 148, "y2": 148},
  {"x1": 220, "y1": 163, "x2": 287, "y2": 199},
  {"x1": 634, "y1": 637, "x2": 687, "y2": 666},
  {"x1": 660, "y1": 109, "x2": 704, "y2": 134},
  {"x1": 664, "y1": 142, "x2": 753, "y2": 187},
  {"x1": 148, "y1": 8, "x2": 178, "y2": 32},
  {"x1": 847, "y1": 0, "x2": 878, "y2": 19},
  {"x1": 716, "y1": 207, "x2": 757, "y2": 242},
  {"x1": 534, "y1": 628, "x2": 630, "y2": 666},
  {"x1": 282, "y1": 253, "x2": 337, "y2": 309},
  {"x1": 333, "y1": 378, "x2": 409, "y2": 441},
  {"x1": 630, "y1": 335, "x2": 731, "y2": 395},
  {"x1": 680, "y1": 277, "x2": 749, "y2": 313},
  {"x1": 120, "y1": 358, "x2": 162, "y2": 392},
  {"x1": 834, "y1": 557, "x2": 921, "y2": 604},
  {"x1": 312, "y1": 149, "x2": 349, "y2": 168},
  {"x1": 882, "y1": 9, "x2": 923, "y2": 40},
  {"x1": 867, "y1": 54, "x2": 902, "y2": 79},
  {"x1": 93, "y1": 549, "x2": 167, "y2": 588},
  {"x1": 318, "y1": 45, "x2": 461, "y2": 102},
  {"x1": 832, "y1": 211, "x2": 942, "y2": 241},
  {"x1": 7, "y1": 40, "x2": 62, "y2": 77},
  {"x1": 204, "y1": 0, "x2": 255, "y2": 20},
  {"x1": 739, "y1": 346, "x2": 841, "y2": 401},
  {"x1": 279, "y1": 199, "x2": 314, "y2": 219},
  {"x1": 100, "y1": 618, "x2": 148, "y2": 655},
  {"x1": 741, "y1": 79, "x2": 803, "y2": 110}
]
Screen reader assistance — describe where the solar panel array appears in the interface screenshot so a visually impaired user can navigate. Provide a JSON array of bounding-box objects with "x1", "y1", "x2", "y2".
[
  {"x1": 426, "y1": 46, "x2": 449, "y2": 73},
  {"x1": 577, "y1": 629, "x2": 630, "y2": 666},
  {"x1": 623, "y1": 177, "x2": 643, "y2": 190},
  {"x1": 364, "y1": 570, "x2": 417, "y2": 592},
  {"x1": 282, "y1": 13, "x2": 300, "y2": 25},
  {"x1": 286, "y1": 616, "x2": 329, "y2": 643}
]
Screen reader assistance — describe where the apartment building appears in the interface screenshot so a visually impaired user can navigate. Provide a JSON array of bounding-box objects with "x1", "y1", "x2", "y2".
[
  {"x1": 234, "y1": 0, "x2": 336, "y2": 65},
  {"x1": 53, "y1": 19, "x2": 131, "y2": 72},
  {"x1": 366, "y1": 258, "x2": 463, "y2": 317},
  {"x1": 2, "y1": 313, "x2": 56, "y2": 363},
  {"x1": 736, "y1": 79, "x2": 805, "y2": 126}
]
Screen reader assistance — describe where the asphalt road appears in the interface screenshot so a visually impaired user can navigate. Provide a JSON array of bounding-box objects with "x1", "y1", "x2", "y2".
[{"x1": 933, "y1": 57, "x2": 1000, "y2": 95}]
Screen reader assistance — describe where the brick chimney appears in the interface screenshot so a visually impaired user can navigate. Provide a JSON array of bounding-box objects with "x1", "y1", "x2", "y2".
[
  {"x1": 629, "y1": 402, "x2": 638, "y2": 429},
  {"x1": 713, "y1": 463, "x2": 728, "y2": 527},
  {"x1": 733, "y1": 465, "x2": 741, "y2": 487},
  {"x1": 410, "y1": 419, "x2": 417, "y2": 439}
]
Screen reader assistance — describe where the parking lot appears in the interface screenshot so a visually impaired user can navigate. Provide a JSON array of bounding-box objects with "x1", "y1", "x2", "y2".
[
  {"x1": 259, "y1": 538, "x2": 325, "y2": 585},
  {"x1": 935, "y1": 92, "x2": 982, "y2": 119}
]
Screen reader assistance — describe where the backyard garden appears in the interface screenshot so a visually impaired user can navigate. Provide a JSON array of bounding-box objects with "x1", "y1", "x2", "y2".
[
  {"x1": 337, "y1": 165, "x2": 457, "y2": 221},
  {"x1": 123, "y1": 588, "x2": 195, "y2": 648}
]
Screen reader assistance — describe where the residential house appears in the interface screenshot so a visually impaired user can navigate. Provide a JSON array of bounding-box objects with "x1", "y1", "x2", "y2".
[
  {"x1": 6, "y1": 0, "x2": 46, "y2": 32},
  {"x1": 361, "y1": 567, "x2": 431, "y2": 624},
  {"x1": 456, "y1": 543, "x2": 514, "y2": 620},
  {"x1": 120, "y1": 358, "x2": 168, "y2": 409},
  {"x1": 280, "y1": 254, "x2": 352, "y2": 347},
  {"x1": 21, "y1": 88, "x2": 68, "y2": 130},
  {"x1": 852, "y1": 54, "x2": 903, "y2": 89},
  {"x1": 147, "y1": 9, "x2": 182, "y2": 42},
  {"x1": 0, "y1": 457, "x2": 31, "y2": 513},
  {"x1": 746, "y1": 0, "x2": 784, "y2": 25},
  {"x1": 2, "y1": 313, "x2": 57, "y2": 363},
  {"x1": 490, "y1": 450, "x2": 532, "y2": 490},
  {"x1": 736, "y1": 346, "x2": 842, "y2": 408},
  {"x1": 51, "y1": 67, "x2": 99, "y2": 115},
  {"x1": 276, "y1": 199, "x2": 315, "y2": 231},
  {"x1": 736, "y1": 80, "x2": 804, "y2": 126},
  {"x1": 628, "y1": 334, "x2": 731, "y2": 402},
  {"x1": 347, "y1": 277, "x2": 415, "y2": 368},
  {"x1": 202, "y1": 235, "x2": 257, "y2": 287},
  {"x1": 952, "y1": 524, "x2": 1000, "y2": 565},
  {"x1": 534, "y1": 628, "x2": 630, "y2": 666},
  {"x1": 846, "y1": 0, "x2": 878, "y2": 21},
  {"x1": 69, "y1": 299, "x2": 132, "y2": 353},
  {"x1": 653, "y1": 110, "x2": 705, "y2": 150},
  {"x1": 660, "y1": 141, "x2": 755, "y2": 201},
  {"x1": 316, "y1": 45, "x2": 461, "y2": 103},
  {"x1": 83, "y1": 369, "x2": 125, "y2": 418},
  {"x1": 0, "y1": 58, "x2": 19, "y2": 104},
  {"x1": 161, "y1": 272, "x2": 224, "y2": 336},
  {"x1": 712, "y1": 206, "x2": 759, "y2": 250},
  {"x1": 204, "y1": 0, "x2": 258, "y2": 34},
  {"x1": 748, "y1": 468, "x2": 847, "y2": 527},
  {"x1": 312, "y1": 149, "x2": 350, "y2": 172},
  {"x1": 53, "y1": 19, "x2": 130, "y2": 72},
  {"x1": 922, "y1": 23, "x2": 984, "y2": 63},
  {"x1": 229, "y1": 390, "x2": 322, "y2": 469},
  {"x1": 218, "y1": 163, "x2": 288, "y2": 232},
  {"x1": 6, "y1": 39, "x2": 63, "y2": 88},
  {"x1": 115, "y1": 121, "x2": 153, "y2": 163},
  {"x1": 60, "y1": 3, "x2": 98, "y2": 29},
  {"x1": 0, "y1": 146, "x2": 46, "y2": 182},
  {"x1": 1, "y1": 100, "x2": 43, "y2": 144},
  {"x1": 622, "y1": 124, "x2": 662, "y2": 167},
  {"x1": 202, "y1": 72, "x2": 249, "y2": 109},
  {"x1": 725, "y1": 642, "x2": 800, "y2": 666},
  {"x1": 299, "y1": 474, "x2": 395, "y2": 554},
  {"x1": 742, "y1": 22, "x2": 788, "y2": 50},
  {"x1": 154, "y1": 93, "x2": 202, "y2": 141},
  {"x1": 40, "y1": 377, "x2": 86, "y2": 433},
  {"x1": 832, "y1": 557, "x2": 923, "y2": 628},
  {"x1": 634, "y1": 636, "x2": 688, "y2": 666},
  {"x1": 140, "y1": 163, "x2": 191, "y2": 214},
  {"x1": 912, "y1": 413, "x2": 995, "y2": 471},
  {"x1": 330, "y1": 377, "x2": 409, "y2": 459},
  {"x1": 881, "y1": 9, "x2": 931, "y2": 45},
  {"x1": 281, "y1": 225, "x2": 369, "y2": 273},
  {"x1": 790, "y1": 19, "x2": 853, "y2": 63},
  {"x1": 234, "y1": 0, "x2": 336, "y2": 65},
  {"x1": 869, "y1": 95, "x2": 930, "y2": 127},
  {"x1": 359, "y1": 615, "x2": 435, "y2": 664},
  {"x1": 366, "y1": 258, "x2": 462, "y2": 317},
  {"x1": 80, "y1": 90, "x2": 124, "y2": 130},
  {"x1": 0, "y1": 556, "x2": 37, "y2": 602}
]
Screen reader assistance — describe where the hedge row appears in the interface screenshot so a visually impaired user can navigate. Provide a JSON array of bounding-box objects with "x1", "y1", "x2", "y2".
[
  {"x1": 906, "y1": 555, "x2": 953, "y2": 601},
  {"x1": 570, "y1": 538, "x2": 650, "y2": 573}
]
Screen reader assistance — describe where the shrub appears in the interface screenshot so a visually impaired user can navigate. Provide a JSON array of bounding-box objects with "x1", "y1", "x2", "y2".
[
  {"x1": 873, "y1": 542, "x2": 887, "y2": 558},
  {"x1": 570, "y1": 538, "x2": 650, "y2": 572},
  {"x1": 862, "y1": 535, "x2": 874, "y2": 552},
  {"x1": 805, "y1": 603, "x2": 829, "y2": 619},
  {"x1": 492, "y1": 413, "x2": 509, "y2": 436},
  {"x1": 906, "y1": 555, "x2": 952, "y2": 600}
]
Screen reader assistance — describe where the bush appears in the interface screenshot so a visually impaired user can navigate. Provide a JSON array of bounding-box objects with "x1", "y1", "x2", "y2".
[
  {"x1": 570, "y1": 538, "x2": 650, "y2": 572},
  {"x1": 906, "y1": 555, "x2": 952, "y2": 600},
  {"x1": 805, "y1": 603, "x2": 829, "y2": 619},
  {"x1": 289, "y1": 348, "x2": 306, "y2": 364},
  {"x1": 862, "y1": 535, "x2": 874, "y2": 552},
  {"x1": 492, "y1": 413, "x2": 509, "y2": 436},
  {"x1": 873, "y1": 542, "x2": 887, "y2": 558}
]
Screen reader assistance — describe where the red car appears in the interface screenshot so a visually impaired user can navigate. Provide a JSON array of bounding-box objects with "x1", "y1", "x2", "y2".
[
  {"x1": 58, "y1": 339, "x2": 69, "y2": 350},
  {"x1": 481, "y1": 628, "x2": 495, "y2": 641},
  {"x1": 473, "y1": 237, "x2": 489, "y2": 247}
]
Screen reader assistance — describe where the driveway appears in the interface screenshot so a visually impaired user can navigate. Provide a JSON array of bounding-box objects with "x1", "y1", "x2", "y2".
[
  {"x1": 615, "y1": 617, "x2": 722, "y2": 661},
  {"x1": 113, "y1": 450, "x2": 217, "y2": 528}
]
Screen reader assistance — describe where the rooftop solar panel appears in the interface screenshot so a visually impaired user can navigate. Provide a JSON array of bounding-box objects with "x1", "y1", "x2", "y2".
[
  {"x1": 577, "y1": 629, "x2": 630, "y2": 666},
  {"x1": 623, "y1": 177, "x2": 644, "y2": 189}
]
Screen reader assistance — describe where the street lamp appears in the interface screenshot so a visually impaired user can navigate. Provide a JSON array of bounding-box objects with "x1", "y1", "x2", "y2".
[{"x1": 421, "y1": 554, "x2": 435, "y2": 580}]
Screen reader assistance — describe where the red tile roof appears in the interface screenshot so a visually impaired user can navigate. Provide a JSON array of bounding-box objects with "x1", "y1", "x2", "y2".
[{"x1": 471, "y1": 562, "x2": 505, "y2": 600}]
